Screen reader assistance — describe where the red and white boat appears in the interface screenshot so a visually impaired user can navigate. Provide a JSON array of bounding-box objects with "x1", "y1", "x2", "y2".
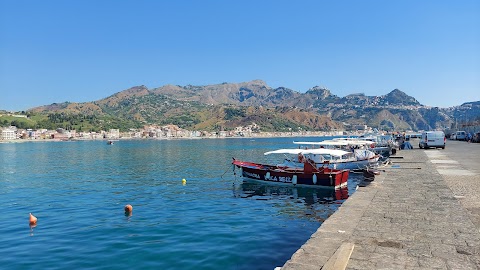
[{"x1": 232, "y1": 154, "x2": 349, "y2": 188}]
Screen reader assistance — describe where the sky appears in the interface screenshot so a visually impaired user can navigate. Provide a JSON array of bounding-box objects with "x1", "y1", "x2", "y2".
[{"x1": 1, "y1": 0, "x2": 479, "y2": 111}]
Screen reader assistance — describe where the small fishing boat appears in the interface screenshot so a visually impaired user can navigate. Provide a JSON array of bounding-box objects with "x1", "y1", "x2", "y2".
[
  {"x1": 280, "y1": 143, "x2": 380, "y2": 170},
  {"x1": 356, "y1": 133, "x2": 399, "y2": 156},
  {"x1": 232, "y1": 150, "x2": 350, "y2": 188}
]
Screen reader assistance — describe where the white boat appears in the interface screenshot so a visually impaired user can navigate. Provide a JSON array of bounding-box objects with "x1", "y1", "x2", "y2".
[
  {"x1": 315, "y1": 136, "x2": 395, "y2": 157},
  {"x1": 265, "y1": 147, "x2": 379, "y2": 170},
  {"x1": 293, "y1": 140, "x2": 381, "y2": 169},
  {"x1": 356, "y1": 133, "x2": 399, "y2": 156}
]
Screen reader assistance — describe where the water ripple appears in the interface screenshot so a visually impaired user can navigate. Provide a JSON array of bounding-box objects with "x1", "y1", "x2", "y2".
[{"x1": 0, "y1": 138, "x2": 360, "y2": 270}]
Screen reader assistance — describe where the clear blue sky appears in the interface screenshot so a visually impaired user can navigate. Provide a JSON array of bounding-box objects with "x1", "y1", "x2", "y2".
[{"x1": 1, "y1": 0, "x2": 479, "y2": 111}]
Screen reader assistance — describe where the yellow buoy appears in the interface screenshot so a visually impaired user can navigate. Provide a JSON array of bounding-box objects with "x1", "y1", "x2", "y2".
[{"x1": 182, "y1": 178, "x2": 187, "y2": 185}]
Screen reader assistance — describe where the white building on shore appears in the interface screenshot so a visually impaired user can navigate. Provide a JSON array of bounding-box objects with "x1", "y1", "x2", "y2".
[
  {"x1": 108, "y1": 129, "x2": 120, "y2": 139},
  {"x1": 1, "y1": 127, "x2": 16, "y2": 140}
]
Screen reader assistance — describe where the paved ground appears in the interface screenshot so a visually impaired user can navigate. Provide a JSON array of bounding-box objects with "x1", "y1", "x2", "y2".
[
  {"x1": 280, "y1": 139, "x2": 480, "y2": 270},
  {"x1": 434, "y1": 140, "x2": 480, "y2": 230}
]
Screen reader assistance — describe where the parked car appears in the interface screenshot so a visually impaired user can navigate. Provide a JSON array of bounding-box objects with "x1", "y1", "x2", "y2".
[{"x1": 473, "y1": 132, "x2": 480, "y2": 143}]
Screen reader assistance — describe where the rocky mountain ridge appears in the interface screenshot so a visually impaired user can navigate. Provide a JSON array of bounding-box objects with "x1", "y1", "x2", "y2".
[{"x1": 27, "y1": 80, "x2": 479, "y2": 132}]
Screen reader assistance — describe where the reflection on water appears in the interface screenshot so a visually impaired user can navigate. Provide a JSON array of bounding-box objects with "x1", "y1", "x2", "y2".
[
  {"x1": 29, "y1": 223, "x2": 36, "y2": 237},
  {"x1": 234, "y1": 181, "x2": 351, "y2": 222},
  {"x1": 0, "y1": 137, "x2": 362, "y2": 270},
  {"x1": 237, "y1": 181, "x2": 349, "y2": 203}
]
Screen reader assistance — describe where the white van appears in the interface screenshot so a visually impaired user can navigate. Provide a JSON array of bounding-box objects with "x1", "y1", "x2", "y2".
[
  {"x1": 419, "y1": 131, "x2": 446, "y2": 149},
  {"x1": 455, "y1": 131, "x2": 467, "y2": 141}
]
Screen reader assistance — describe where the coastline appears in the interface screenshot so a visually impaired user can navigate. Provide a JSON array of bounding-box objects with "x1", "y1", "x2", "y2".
[{"x1": 0, "y1": 131, "x2": 355, "y2": 144}]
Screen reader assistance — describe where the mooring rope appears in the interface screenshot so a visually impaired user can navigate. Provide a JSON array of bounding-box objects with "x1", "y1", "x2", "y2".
[{"x1": 220, "y1": 162, "x2": 234, "y2": 180}]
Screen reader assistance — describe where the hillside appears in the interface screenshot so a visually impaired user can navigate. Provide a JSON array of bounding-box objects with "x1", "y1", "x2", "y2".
[{"x1": 22, "y1": 80, "x2": 480, "y2": 132}]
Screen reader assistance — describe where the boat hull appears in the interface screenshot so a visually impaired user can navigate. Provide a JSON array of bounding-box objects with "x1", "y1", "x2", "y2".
[{"x1": 233, "y1": 160, "x2": 349, "y2": 188}]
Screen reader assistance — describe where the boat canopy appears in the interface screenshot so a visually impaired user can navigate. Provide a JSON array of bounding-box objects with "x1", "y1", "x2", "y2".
[
  {"x1": 331, "y1": 138, "x2": 373, "y2": 145},
  {"x1": 294, "y1": 140, "x2": 373, "y2": 146},
  {"x1": 264, "y1": 148, "x2": 351, "y2": 157},
  {"x1": 293, "y1": 140, "x2": 349, "y2": 146}
]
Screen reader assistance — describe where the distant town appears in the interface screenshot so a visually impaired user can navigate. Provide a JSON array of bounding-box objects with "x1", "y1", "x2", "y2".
[
  {"x1": 1, "y1": 110, "x2": 479, "y2": 142},
  {"x1": 0, "y1": 112, "x2": 376, "y2": 142},
  {"x1": 0, "y1": 122, "x2": 349, "y2": 142}
]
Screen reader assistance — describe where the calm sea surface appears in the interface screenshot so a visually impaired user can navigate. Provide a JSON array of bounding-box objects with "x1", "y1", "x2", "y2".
[{"x1": 0, "y1": 137, "x2": 361, "y2": 270}]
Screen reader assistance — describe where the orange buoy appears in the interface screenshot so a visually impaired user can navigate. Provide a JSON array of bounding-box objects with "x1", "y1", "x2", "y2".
[
  {"x1": 29, "y1": 213, "x2": 37, "y2": 225},
  {"x1": 124, "y1": 204, "x2": 133, "y2": 213}
]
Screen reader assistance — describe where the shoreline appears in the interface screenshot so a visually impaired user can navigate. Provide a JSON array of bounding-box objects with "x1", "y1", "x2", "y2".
[{"x1": 0, "y1": 132, "x2": 358, "y2": 144}]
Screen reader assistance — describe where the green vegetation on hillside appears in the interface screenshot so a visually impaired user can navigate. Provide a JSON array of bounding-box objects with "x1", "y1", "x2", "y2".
[
  {"x1": 6, "y1": 81, "x2": 477, "y2": 132},
  {"x1": 17, "y1": 88, "x2": 343, "y2": 132},
  {"x1": 0, "y1": 115, "x2": 38, "y2": 129},
  {"x1": 1, "y1": 113, "x2": 143, "y2": 132}
]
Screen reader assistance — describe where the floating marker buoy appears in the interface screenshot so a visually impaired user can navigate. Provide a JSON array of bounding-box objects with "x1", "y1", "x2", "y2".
[
  {"x1": 182, "y1": 178, "x2": 187, "y2": 185},
  {"x1": 124, "y1": 204, "x2": 133, "y2": 214},
  {"x1": 29, "y1": 213, "x2": 37, "y2": 225}
]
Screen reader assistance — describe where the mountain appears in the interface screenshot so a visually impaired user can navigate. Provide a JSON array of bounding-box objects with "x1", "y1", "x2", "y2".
[
  {"x1": 383, "y1": 89, "x2": 421, "y2": 106},
  {"x1": 25, "y1": 80, "x2": 480, "y2": 132},
  {"x1": 150, "y1": 80, "x2": 306, "y2": 107}
]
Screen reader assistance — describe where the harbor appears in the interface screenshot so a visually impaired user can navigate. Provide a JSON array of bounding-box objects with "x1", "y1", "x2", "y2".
[
  {"x1": 0, "y1": 137, "x2": 357, "y2": 270},
  {"x1": 280, "y1": 139, "x2": 480, "y2": 269}
]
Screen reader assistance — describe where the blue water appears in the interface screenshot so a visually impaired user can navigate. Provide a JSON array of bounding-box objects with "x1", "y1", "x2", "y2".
[{"x1": 0, "y1": 137, "x2": 361, "y2": 270}]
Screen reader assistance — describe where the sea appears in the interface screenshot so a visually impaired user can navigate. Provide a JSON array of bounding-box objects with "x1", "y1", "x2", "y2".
[{"x1": 0, "y1": 136, "x2": 361, "y2": 270}]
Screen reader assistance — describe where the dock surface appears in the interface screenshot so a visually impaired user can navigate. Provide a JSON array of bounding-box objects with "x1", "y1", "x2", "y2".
[{"x1": 280, "y1": 140, "x2": 480, "y2": 270}]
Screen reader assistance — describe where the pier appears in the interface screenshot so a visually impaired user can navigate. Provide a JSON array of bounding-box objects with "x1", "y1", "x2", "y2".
[{"x1": 280, "y1": 140, "x2": 480, "y2": 269}]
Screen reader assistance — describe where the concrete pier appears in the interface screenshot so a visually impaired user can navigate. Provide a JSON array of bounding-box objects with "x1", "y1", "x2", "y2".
[{"x1": 280, "y1": 140, "x2": 480, "y2": 269}]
